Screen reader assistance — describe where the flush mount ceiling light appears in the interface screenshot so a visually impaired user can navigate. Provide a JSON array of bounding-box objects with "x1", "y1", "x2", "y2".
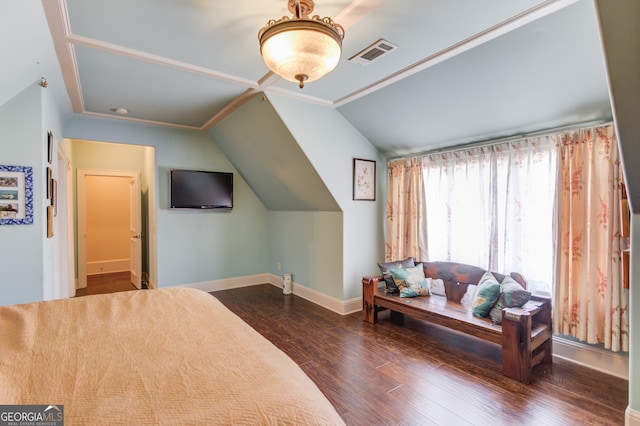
[
  {"x1": 258, "y1": 0, "x2": 345, "y2": 89},
  {"x1": 110, "y1": 107, "x2": 129, "y2": 115}
]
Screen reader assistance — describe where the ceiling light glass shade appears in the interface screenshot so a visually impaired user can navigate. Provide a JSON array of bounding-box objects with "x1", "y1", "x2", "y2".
[{"x1": 259, "y1": 1, "x2": 344, "y2": 89}]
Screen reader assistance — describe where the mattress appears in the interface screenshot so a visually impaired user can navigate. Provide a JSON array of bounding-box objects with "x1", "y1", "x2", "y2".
[{"x1": 0, "y1": 287, "x2": 344, "y2": 425}]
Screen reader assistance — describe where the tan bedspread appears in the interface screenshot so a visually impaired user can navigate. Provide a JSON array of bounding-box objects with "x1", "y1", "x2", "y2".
[{"x1": 0, "y1": 287, "x2": 344, "y2": 425}]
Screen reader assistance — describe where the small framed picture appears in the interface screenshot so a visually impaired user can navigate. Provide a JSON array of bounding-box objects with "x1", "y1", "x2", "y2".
[
  {"x1": 47, "y1": 131, "x2": 53, "y2": 164},
  {"x1": 0, "y1": 165, "x2": 34, "y2": 225},
  {"x1": 46, "y1": 167, "x2": 53, "y2": 200},
  {"x1": 52, "y1": 178, "x2": 57, "y2": 216},
  {"x1": 353, "y1": 158, "x2": 376, "y2": 201},
  {"x1": 47, "y1": 205, "x2": 54, "y2": 238}
]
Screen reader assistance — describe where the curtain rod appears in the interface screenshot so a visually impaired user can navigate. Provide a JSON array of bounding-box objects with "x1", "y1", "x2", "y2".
[{"x1": 388, "y1": 118, "x2": 614, "y2": 161}]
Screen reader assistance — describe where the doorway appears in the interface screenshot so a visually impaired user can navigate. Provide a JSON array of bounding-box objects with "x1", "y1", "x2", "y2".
[{"x1": 77, "y1": 170, "x2": 142, "y2": 294}]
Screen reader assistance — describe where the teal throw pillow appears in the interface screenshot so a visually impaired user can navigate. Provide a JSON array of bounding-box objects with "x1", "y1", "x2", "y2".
[
  {"x1": 389, "y1": 265, "x2": 430, "y2": 298},
  {"x1": 489, "y1": 276, "x2": 532, "y2": 324},
  {"x1": 378, "y1": 257, "x2": 416, "y2": 294},
  {"x1": 471, "y1": 271, "x2": 501, "y2": 318}
]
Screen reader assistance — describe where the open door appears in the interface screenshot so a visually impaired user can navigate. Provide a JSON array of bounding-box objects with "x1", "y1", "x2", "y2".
[
  {"x1": 77, "y1": 169, "x2": 143, "y2": 290},
  {"x1": 129, "y1": 175, "x2": 142, "y2": 289}
]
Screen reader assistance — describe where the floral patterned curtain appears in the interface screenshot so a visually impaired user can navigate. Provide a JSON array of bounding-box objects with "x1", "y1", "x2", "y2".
[
  {"x1": 385, "y1": 157, "x2": 427, "y2": 261},
  {"x1": 554, "y1": 125, "x2": 628, "y2": 352}
]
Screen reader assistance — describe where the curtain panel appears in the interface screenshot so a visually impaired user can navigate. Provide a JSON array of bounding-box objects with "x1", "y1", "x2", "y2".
[
  {"x1": 554, "y1": 125, "x2": 628, "y2": 352},
  {"x1": 385, "y1": 158, "x2": 427, "y2": 261}
]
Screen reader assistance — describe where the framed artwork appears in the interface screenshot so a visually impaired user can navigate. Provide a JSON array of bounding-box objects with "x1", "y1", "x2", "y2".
[
  {"x1": 0, "y1": 165, "x2": 34, "y2": 225},
  {"x1": 353, "y1": 158, "x2": 376, "y2": 201},
  {"x1": 52, "y1": 178, "x2": 57, "y2": 216},
  {"x1": 46, "y1": 167, "x2": 53, "y2": 200},
  {"x1": 47, "y1": 131, "x2": 53, "y2": 164},
  {"x1": 47, "y1": 205, "x2": 54, "y2": 238}
]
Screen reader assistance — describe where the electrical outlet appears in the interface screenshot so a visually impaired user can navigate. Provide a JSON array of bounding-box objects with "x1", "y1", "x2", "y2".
[{"x1": 277, "y1": 262, "x2": 281, "y2": 271}]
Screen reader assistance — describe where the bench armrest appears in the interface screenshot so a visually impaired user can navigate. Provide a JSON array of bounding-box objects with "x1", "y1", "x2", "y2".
[
  {"x1": 502, "y1": 296, "x2": 551, "y2": 323},
  {"x1": 362, "y1": 276, "x2": 384, "y2": 323}
]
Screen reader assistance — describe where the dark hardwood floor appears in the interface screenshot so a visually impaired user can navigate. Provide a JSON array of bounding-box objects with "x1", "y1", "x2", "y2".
[
  {"x1": 75, "y1": 272, "x2": 137, "y2": 297},
  {"x1": 211, "y1": 284, "x2": 628, "y2": 426}
]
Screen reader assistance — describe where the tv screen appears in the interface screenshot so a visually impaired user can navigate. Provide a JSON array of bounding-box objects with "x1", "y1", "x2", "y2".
[{"x1": 170, "y1": 169, "x2": 233, "y2": 209}]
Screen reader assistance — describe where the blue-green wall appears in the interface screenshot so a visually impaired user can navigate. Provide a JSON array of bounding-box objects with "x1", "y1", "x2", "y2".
[
  {"x1": 1, "y1": 85, "x2": 384, "y2": 306},
  {"x1": 0, "y1": 83, "x2": 59, "y2": 305},
  {"x1": 64, "y1": 115, "x2": 270, "y2": 287},
  {"x1": 209, "y1": 92, "x2": 384, "y2": 301},
  {"x1": 42, "y1": 77, "x2": 65, "y2": 302},
  {"x1": 268, "y1": 211, "x2": 343, "y2": 299},
  {"x1": 267, "y1": 93, "x2": 385, "y2": 299}
]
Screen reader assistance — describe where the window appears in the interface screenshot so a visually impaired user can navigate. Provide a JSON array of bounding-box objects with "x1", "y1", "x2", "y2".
[
  {"x1": 386, "y1": 124, "x2": 627, "y2": 351},
  {"x1": 422, "y1": 139, "x2": 557, "y2": 296}
]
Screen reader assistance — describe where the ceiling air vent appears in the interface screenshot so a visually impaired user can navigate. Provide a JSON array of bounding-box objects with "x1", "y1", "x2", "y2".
[{"x1": 349, "y1": 39, "x2": 399, "y2": 66}]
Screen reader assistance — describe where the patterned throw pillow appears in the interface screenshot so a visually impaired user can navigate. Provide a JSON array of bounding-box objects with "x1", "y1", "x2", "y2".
[
  {"x1": 388, "y1": 265, "x2": 430, "y2": 298},
  {"x1": 489, "y1": 276, "x2": 532, "y2": 324},
  {"x1": 377, "y1": 257, "x2": 416, "y2": 294},
  {"x1": 471, "y1": 271, "x2": 502, "y2": 318}
]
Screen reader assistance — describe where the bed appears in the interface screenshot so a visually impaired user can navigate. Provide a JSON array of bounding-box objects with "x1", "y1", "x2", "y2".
[{"x1": 0, "y1": 287, "x2": 344, "y2": 425}]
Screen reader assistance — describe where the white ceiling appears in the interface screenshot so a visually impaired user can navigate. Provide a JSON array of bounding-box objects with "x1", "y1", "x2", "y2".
[{"x1": 9, "y1": 0, "x2": 613, "y2": 157}]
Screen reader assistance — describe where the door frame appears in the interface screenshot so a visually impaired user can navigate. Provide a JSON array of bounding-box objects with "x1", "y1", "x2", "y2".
[
  {"x1": 128, "y1": 175, "x2": 142, "y2": 289},
  {"x1": 77, "y1": 169, "x2": 142, "y2": 290},
  {"x1": 55, "y1": 148, "x2": 75, "y2": 298}
]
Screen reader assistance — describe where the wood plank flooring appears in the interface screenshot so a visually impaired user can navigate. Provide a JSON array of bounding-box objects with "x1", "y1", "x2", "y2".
[
  {"x1": 211, "y1": 284, "x2": 628, "y2": 426},
  {"x1": 75, "y1": 272, "x2": 137, "y2": 297}
]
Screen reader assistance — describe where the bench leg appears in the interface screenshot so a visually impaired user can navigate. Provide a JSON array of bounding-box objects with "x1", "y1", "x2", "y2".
[
  {"x1": 501, "y1": 314, "x2": 532, "y2": 384},
  {"x1": 362, "y1": 276, "x2": 378, "y2": 323}
]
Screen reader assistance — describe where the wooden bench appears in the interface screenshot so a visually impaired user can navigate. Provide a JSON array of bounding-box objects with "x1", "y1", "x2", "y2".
[{"x1": 362, "y1": 261, "x2": 552, "y2": 384}]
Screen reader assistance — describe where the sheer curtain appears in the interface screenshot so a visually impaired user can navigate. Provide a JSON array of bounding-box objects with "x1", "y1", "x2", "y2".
[
  {"x1": 554, "y1": 125, "x2": 628, "y2": 352},
  {"x1": 385, "y1": 158, "x2": 427, "y2": 261},
  {"x1": 422, "y1": 147, "x2": 494, "y2": 268},
  {"x1": 422, "y1": 138, "x2": 557, "y2": 296}
]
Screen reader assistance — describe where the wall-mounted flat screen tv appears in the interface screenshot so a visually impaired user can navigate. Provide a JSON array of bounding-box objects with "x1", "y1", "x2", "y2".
[{"x1": 170, "y1": 169, "x2": 233, "y2": 209}]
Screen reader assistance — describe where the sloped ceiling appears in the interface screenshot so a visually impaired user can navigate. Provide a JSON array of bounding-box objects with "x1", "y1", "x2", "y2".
[
  {"x1": 0, "y1": 1, "x2": 69, "y2": 113},
  {"x1": 337, "y1": 0, "x2": 611, "y2": 155},
  {"x1": 210, "y1": 94, "x2": 340, "y2": 211},
  {"x1": 34, "y1": 0, "x2": 611, "y2": 157}
]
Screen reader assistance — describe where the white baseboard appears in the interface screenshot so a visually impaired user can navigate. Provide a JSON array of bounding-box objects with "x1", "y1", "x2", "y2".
[
  {"x1": 265, "y1": 274, "x2": 361, "y2": 315},
  {"x1": 180, "y1": 274, "x2": 360, "y2": 315},
  {"x1": 86, "y1": 259, "x2": 129, "y2": 275},
  {"x1": 552, "y1": 336, "x2": 629, "y2": 380},
  {"x1": 181, "y1": 273, "x2": 272, "y2": 293},
  {"x1": 627, "y1": 407, "x2": 640, "y2": 426}
]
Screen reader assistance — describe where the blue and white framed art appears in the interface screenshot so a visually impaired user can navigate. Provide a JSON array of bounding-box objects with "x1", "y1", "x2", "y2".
[{"x1": 0, "y1": 165, "x2": 34, "y2": 225}]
